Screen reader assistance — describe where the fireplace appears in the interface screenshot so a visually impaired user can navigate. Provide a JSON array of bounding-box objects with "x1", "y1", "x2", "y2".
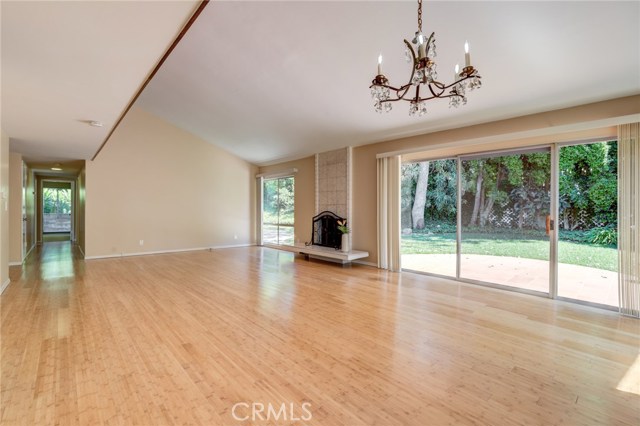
[{"x1": 310, "y1": 211, "x2": 344, "y2": 249}]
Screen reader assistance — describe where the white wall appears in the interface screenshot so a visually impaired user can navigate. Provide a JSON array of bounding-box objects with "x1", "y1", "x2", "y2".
[{"x1": 85, "y1": 107, "x2": 257, "y2": 258}]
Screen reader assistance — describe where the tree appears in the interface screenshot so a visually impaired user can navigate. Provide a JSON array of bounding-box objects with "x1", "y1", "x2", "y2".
[
  {"x1": 559, "y1": 142, "x2": 617, "y2": 229},
  {"x1": 411, "y1": 162, "x2": 429, "y2": 229}
]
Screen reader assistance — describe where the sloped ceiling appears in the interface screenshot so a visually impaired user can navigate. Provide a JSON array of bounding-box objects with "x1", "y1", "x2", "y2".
[
  {"x1": 1, "y1": 0, "x2": 200, "y2": 162},
  {"x1": 136, "y1": 1, "x2": 640, "y2": 165}
]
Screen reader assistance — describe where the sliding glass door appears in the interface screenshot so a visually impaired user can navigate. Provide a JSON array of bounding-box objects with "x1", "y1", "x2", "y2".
[
  {"x1": 262, "y1": 176, "x2": 294, "y2": 246},
  {"x1": 401, "y1": 159, "x2": 458, "y2": 277},
  {"x1": 459, "y1": 149, "x2": 552, "y2": 293},
  {"x1": 401, "y1": 141, "x2": 621, "y2": 308},
  {"x1": 557, "y1": 141, "x2": 618, "y2": 306}
]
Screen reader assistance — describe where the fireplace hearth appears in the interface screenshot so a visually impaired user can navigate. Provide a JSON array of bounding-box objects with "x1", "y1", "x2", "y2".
[{"x1": 310, "y1": 211, "x2": 344, "y2": 249}]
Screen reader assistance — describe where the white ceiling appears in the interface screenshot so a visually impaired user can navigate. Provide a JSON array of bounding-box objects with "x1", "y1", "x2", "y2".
[
  {"x1": 137, "y1": 1, "x2": 640, "y2": 165},
  {"x1": 1, "y1": 0, "x2": 199, "y2": 162},
  {"x1": 2, "y1": 2, "x2": 638, "y2": 166}
]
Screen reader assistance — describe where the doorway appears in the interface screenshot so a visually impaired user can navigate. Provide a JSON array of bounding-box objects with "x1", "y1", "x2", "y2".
[
  {"x1": 401, "y1": 140, "x2": 619, "y2": 308},
  {"x1": 459, "y1": 148, "x2": 552, "y2": 294},
  {"x1": 557, "y1": 141, "x2": 618, "y2": 306},
  {"x1": 262, "y1": 176, "x2": 295, "y2": 245},
  {"x1": 42, "y1": 180, "x2": 73, "y2": 242}
]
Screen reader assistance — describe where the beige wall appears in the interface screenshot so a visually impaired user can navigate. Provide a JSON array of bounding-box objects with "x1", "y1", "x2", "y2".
[
  {"x1": 8, "y1": 152, "x2": 22, "y2": 264},
  {"x1": 258, "y1": 156, "x2": 315, "y2": 245},
  {"x1": 352, "y1": 95, "x2": 639, "y2": 264},
  {"x1": 76, "y1": 165, "x2": 86, "y2": 255},
  {"x1": 261, "y1": 95, "x2": 640, "y2": 265},
  {"x1": 85, "y1": 107, "x2": 257, "y2": 258},
  {"x1": 0, "y1": 129, "x2": 10, "y2": 290}
]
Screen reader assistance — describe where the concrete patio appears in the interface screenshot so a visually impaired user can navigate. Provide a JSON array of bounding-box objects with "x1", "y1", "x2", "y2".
[{"x1": 402, "y1": 253, "x2": 619, "y2": 307}]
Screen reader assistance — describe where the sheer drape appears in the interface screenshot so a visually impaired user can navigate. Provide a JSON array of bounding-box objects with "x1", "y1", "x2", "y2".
[
  {"x1": 618, "y1": 123, "x2": 639, "y2": 317},
  {"x1": 377, "y1": 155, "x2": 401, "y2": 271}
]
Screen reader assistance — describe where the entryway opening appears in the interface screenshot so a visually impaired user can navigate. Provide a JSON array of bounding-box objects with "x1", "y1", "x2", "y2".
[
  {"x1": 42, "y1": 180, "x2": 73, "y2": 243},
  {"x1": 401, "y1": 139, "x2": 619, "y2": 309}
]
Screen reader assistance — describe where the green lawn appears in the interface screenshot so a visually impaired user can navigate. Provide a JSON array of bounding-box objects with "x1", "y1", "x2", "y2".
[{"x1": 401, "y1": 232, "x2": 618, "y2": 272}]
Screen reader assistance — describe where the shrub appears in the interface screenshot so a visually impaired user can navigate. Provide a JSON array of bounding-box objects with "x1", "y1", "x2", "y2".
[{"x1": 588, "y1": 226, "x2": 617, "y2": 246}]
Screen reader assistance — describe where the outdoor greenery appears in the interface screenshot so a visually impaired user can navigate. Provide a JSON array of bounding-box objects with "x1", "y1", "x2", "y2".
[
  {"x1": 263, "y1": 177, "x2": 294, "y2": 225},
  {"x1": 43, "y1": 188, "x2": 71, "y2": 214},
  {"x1": 402, "y1": 142, "x2": 617, "y2": 236},
  {"x1": 401, "y1": 232, "x2": 618, "y2": 272},
  {"x1": 401, "y1": 142, "x2": 619, "y2": 271},
  {"x1": 263, "y1": 177, "x2": 294, "y2": 245}
]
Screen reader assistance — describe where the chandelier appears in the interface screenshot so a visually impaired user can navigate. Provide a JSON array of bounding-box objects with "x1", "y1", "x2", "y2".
[{"x1": 370, "y1": 0, "x2": 482, "y2": 116}]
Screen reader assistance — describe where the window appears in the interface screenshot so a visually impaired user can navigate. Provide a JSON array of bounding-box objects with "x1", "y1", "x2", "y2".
[{"x1": 262, "y1": 176, "x2": 294, "y2": 245}]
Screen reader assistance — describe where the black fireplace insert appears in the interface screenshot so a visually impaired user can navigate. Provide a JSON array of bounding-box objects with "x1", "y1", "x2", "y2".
[{"x1": 309, "y1": 211, "x2": 344, "y2": 249}]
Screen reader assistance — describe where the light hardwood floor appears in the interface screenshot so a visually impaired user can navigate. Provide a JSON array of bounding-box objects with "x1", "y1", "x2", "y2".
[{"x1": 1, "y1": 243, "x2": 639, "y2": 425}]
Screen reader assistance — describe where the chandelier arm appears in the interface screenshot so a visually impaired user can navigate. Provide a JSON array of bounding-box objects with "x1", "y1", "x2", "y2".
[
  {"x1": 395, "y1": 39, "x2": 419, "y2": 101},
  {"x1": 427, "y1": 81, "x2": 446, "y2": 98},
  {"x1": 369, "y1": 83, "x2": 406, "y2": 93},
  {"x1": 440, "y1": 74, "x2": 481, "y2": 91}
]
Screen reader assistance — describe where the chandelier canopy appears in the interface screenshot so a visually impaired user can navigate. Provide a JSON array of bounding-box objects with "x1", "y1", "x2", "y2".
[{"x1": 370, "y1": 0, "x2": 482, "y2": 116}]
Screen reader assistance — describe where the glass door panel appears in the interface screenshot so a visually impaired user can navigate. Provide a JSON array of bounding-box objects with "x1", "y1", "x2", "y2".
[
  {"x1": 460, "y1": 149, "x2": 551, "y2": 293},
  {"x1": 401, "y1": 159, "x2": 458, "y2": 277},
  {"x1": 43, "y1": 187, "x2": 72, "y2": 233},
  {"x1": 262, "y1": 176, "x2": 295, "y2": 246},
  {"x1": 557, "y1": 141, "x2": 618, "y2": 306}
]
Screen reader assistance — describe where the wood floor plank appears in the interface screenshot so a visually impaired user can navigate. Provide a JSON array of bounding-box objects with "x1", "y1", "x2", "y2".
[{"x1": 1, "y1": 242, "x2": 638, "y2": 425}]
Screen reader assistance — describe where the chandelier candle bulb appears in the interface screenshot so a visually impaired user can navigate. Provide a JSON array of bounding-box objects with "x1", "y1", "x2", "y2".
[
  {"x1": 378, "y1": 54, "x2": 383, "y2": 75},
  {"x1": 455, "y1": 64, "x2": 460, "y2": 81},
  {"x1": 464, "y1": 41, "x2": 471, "y2": 67}
]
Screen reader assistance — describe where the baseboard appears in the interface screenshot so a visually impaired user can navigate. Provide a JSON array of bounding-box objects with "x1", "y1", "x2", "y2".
[
  {"x1": 353, "y1": 260, "x2": 377, "y2": 268},
  {"x1": 24, "y1": 244, "x2": 35, "y2": 261},
  {"x1": 85, "y1": 243, "x2": 255, "y2": 260},
  {"x1": 8, "y1": 243, "x2": 36, "y2": 267},
  {"x1": 209, "y1": 243, "x2": 256, "y2": 250},
  {"x1": 1, "y1": 278, "x2": 10, "y2": 295}
]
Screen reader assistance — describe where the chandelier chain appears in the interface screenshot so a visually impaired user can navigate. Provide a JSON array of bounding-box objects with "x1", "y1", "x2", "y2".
[{"x1": 417, "y1": 0, "x2": 422, "y2": 32}]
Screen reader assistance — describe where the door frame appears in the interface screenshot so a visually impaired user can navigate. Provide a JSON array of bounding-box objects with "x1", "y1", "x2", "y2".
[
  {"x1": 400, "y1": 141, "x2": 618, "y2": 311},
  {"x1": 40, "y1": 179, "x2": 75, "y2": 241}
]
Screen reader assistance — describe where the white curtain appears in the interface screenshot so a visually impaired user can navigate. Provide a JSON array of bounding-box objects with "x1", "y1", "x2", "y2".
[
  {"x1": 618, "y1": 123, "x2": 640, "y2": 317},
  {"x1": 256, "y1": 176, "x2": 263, "y2": 246},
  {"x1": 377, "y1": 155, "x2": 401, "y2": 271}
]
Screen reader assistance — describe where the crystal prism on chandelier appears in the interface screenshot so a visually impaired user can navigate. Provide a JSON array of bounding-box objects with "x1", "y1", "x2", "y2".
[{"x1": 370, "y1": 0, "x2": 482, "y2": 116}]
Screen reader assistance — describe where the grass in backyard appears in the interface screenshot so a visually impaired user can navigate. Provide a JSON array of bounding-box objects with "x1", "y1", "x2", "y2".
[{"x1": 401, "y1": 232, "x2": 618, "y2": 272}]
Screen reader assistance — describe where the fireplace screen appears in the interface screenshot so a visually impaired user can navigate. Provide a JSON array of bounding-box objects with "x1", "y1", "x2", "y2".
[{"x1": 311, "y1": 211, "x2": 344, "y2": 249}]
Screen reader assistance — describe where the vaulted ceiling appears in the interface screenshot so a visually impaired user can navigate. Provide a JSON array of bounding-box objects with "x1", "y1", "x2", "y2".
[
  {"x1": 1, "y1": 0, "x2": 200, "y2": 161},
  {"x1": 137, "y1": 1, "x2": 640, "y2": 165},
  {"x1": 2, "y1": 1, "x2": 639, "y2": 166}
]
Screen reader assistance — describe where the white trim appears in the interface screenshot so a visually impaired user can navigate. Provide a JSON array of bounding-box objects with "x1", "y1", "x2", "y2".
[
  {"x1": 84, "y1": 244, "x2": 256, "y2": 260},
  {"x1": 352, "y1": 260, "x2": 377, "y2": 268},
  {"x1": 255, "y1": 168, "x2": 297, "y2": 179},
  {"x1": 24, "y1": 243, "x2": 35, "y2": 261},
  {"x1": 210, "y1": 243, "x2": 256, "y2": 250},
  {"x1": 314, "y1": 154, "x2": 319, "y2": 214},
  {"x1": 1, "y1": 279, "x2": 10, "y2": 295},
  {"x1": 8, "y1": 243, "x2": 36, "y2": 266},
  {"x1": 376, "y1": 114, "x2": 639, "y2": 159}
]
